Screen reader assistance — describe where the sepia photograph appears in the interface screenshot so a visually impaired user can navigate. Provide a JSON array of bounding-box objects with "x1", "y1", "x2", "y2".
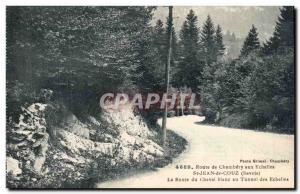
[{"x1": 5, "y1": 5, "x2": 295, "y2": 189}]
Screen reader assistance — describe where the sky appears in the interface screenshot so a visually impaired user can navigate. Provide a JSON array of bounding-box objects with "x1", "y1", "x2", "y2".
[{"x1": 152, "y1": 6, "x2": 281, "y2": 42}]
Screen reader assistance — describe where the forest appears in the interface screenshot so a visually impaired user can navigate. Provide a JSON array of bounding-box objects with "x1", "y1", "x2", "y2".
[
  {"x1": 7, "y1": 6, "x2": 294, "y2": 133},
  {"x1": 6, "y1": 6, "x2": 294, "y2": 188}
]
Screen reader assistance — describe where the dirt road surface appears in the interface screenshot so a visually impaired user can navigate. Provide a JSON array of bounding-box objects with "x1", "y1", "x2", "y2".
[{"x1": 96, "y1": 115, "x2": 294, "y2": 188}]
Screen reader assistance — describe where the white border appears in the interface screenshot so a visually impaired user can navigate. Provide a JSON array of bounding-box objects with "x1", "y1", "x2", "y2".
[
  {"x1": 0, "y1": 1, "x2": 298, "y2": 193},
  {"x1": 1, "y1": 0, "x2": 298, "y2": 6}
]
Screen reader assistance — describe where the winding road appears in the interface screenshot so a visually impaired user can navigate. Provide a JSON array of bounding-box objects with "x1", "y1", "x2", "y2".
[{"x1": 96, "y1": 115, "x2": 294, "y2": 188}]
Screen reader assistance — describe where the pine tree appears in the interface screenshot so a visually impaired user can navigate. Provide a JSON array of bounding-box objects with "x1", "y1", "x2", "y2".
[
  {"x1": 199, "y1": 16, "x2": 220, "y2": 99},
  {"x1": 240, "y1": 25, "x2": 260, "y2": 57},
  {"x1": 135, "y1": 19, "x2": 166, "y2": 92},
  {"x1": 153, "y1": 19, "x2": 166, "y2": 51},
  {"x1": 263, "y1": 6, "x2": 294, "y2": 54},
  {"x1": 166, "y1": 17, "x2": 177, "y2": 47},
  {"x1": 215, "y1": 25, "x2": 225, "y2": 58},
  {"x1": 153, "y1": 19, "x2": 167, "y2": 74},
  {"x1": 175, "y1": 10, "x2": 202, "y2": 91},
  {"x1": 200, "y1": 15, "x2": 217, "y2": 65},
  {"x1": 166, "y1": 16, "x2": 178, "y2": 86},
  {"x1": 231, "y1": 32, "x2": 236, "y2": 41}
]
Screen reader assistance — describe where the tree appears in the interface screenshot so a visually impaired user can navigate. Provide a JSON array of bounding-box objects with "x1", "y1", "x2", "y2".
[
  {"x1": 175, "y1": 10, "x2": 202, "y2": 91},
  {"x1": 232, "y1": 32, "x2": 236, "y2": 41},
  {"x1": 166, "y1": 16, "x2": 179, "y2": 86},
  {"x1": 235, "y1": 52, "x2": 294, "y2": 132},
  {"x1": 154, "y1": 19, "x2": 165, "y2": 42},
  {"x1": 200, "y1": 15, "x2": 216, "y2": 65},
  {"x1": 6, "y1": 6, "x2": 156, "y2": 118},
  {"x1": 215, "y1": 25, "x2": 225, "y2": 58},
  {"x1": 240, "y1": 25, "x2": 260, "y2": 57},
  {"x1": 153, "y1": 19, "x2": 166, "y2": 60},
  {"x1": 137, "y1": 19, "x2": 166, "y2": 92},
  {"x1": 137, "y1": 17, "x2": 179, "y2": 93},
  {"x1": 217, "y1": 12, "x2": 294, "y2": 132},
  {"x1": 263, "y1": 6, "x2": 294, "y2": 54},
  {"x1": 199, "y1": 17, "x2": 227, "y2": 122}
]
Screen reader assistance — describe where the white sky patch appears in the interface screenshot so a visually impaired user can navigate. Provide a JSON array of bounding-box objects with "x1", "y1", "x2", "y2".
[{"x1": 153, "y1": 6, "x2": 280, "y2": 41}]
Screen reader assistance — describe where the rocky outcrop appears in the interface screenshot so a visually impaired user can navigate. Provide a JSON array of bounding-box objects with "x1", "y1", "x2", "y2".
[
  {"x1": 7, "y1": 157, "x2": 22, "y2": 176},
  {"x1": 7, "y1": 101, "x2": 166, "y2": 188},
  {"x1": 63, "y1": 114, "x2": 90, "y2": 139},
  {"x1": 7, "y1": 103, "x2": 49, "y2": 174}
]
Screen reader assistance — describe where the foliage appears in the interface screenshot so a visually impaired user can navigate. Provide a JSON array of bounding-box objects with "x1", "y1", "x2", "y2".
[
  {"x1": 7, "y1": 6, "x2": 156, "y2": 118},
  {"x1": 215, "y1": 25, "x2": 225, "y2": 57},
  {"x1": 200, "y1": 15, "x2": 217, "y2": 65},
  {"x1": 240, "y1": 25, "x2": 260, "y2": 57},
  {"x1": 200, "y1": 6, "x2": 294, "y2": 133},
  {"x1": 174, "y1": 10, "x2": 202, "y2": 91},
  {"x1": 263, "y1": 6, "x2": 294, "y2": 54}
]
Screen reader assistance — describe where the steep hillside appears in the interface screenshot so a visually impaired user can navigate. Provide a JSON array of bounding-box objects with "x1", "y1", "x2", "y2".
[{"x1": 6, "y1": 98, "x2": 186, "y2": 188}]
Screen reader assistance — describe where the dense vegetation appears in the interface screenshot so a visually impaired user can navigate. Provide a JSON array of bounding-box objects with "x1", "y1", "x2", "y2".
[
  {"x1": 7, "y1": 7, "x2": 156, "y2": 120},
  {"x1": 7, "y1": 6, "x2": 294, "y2": 136},
  {"x1": 167, "y1": 6, "x2": 294, "y2": 133},
  {"x1": 197, "y1": 7, "x2": 294, "y2": 133}
]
